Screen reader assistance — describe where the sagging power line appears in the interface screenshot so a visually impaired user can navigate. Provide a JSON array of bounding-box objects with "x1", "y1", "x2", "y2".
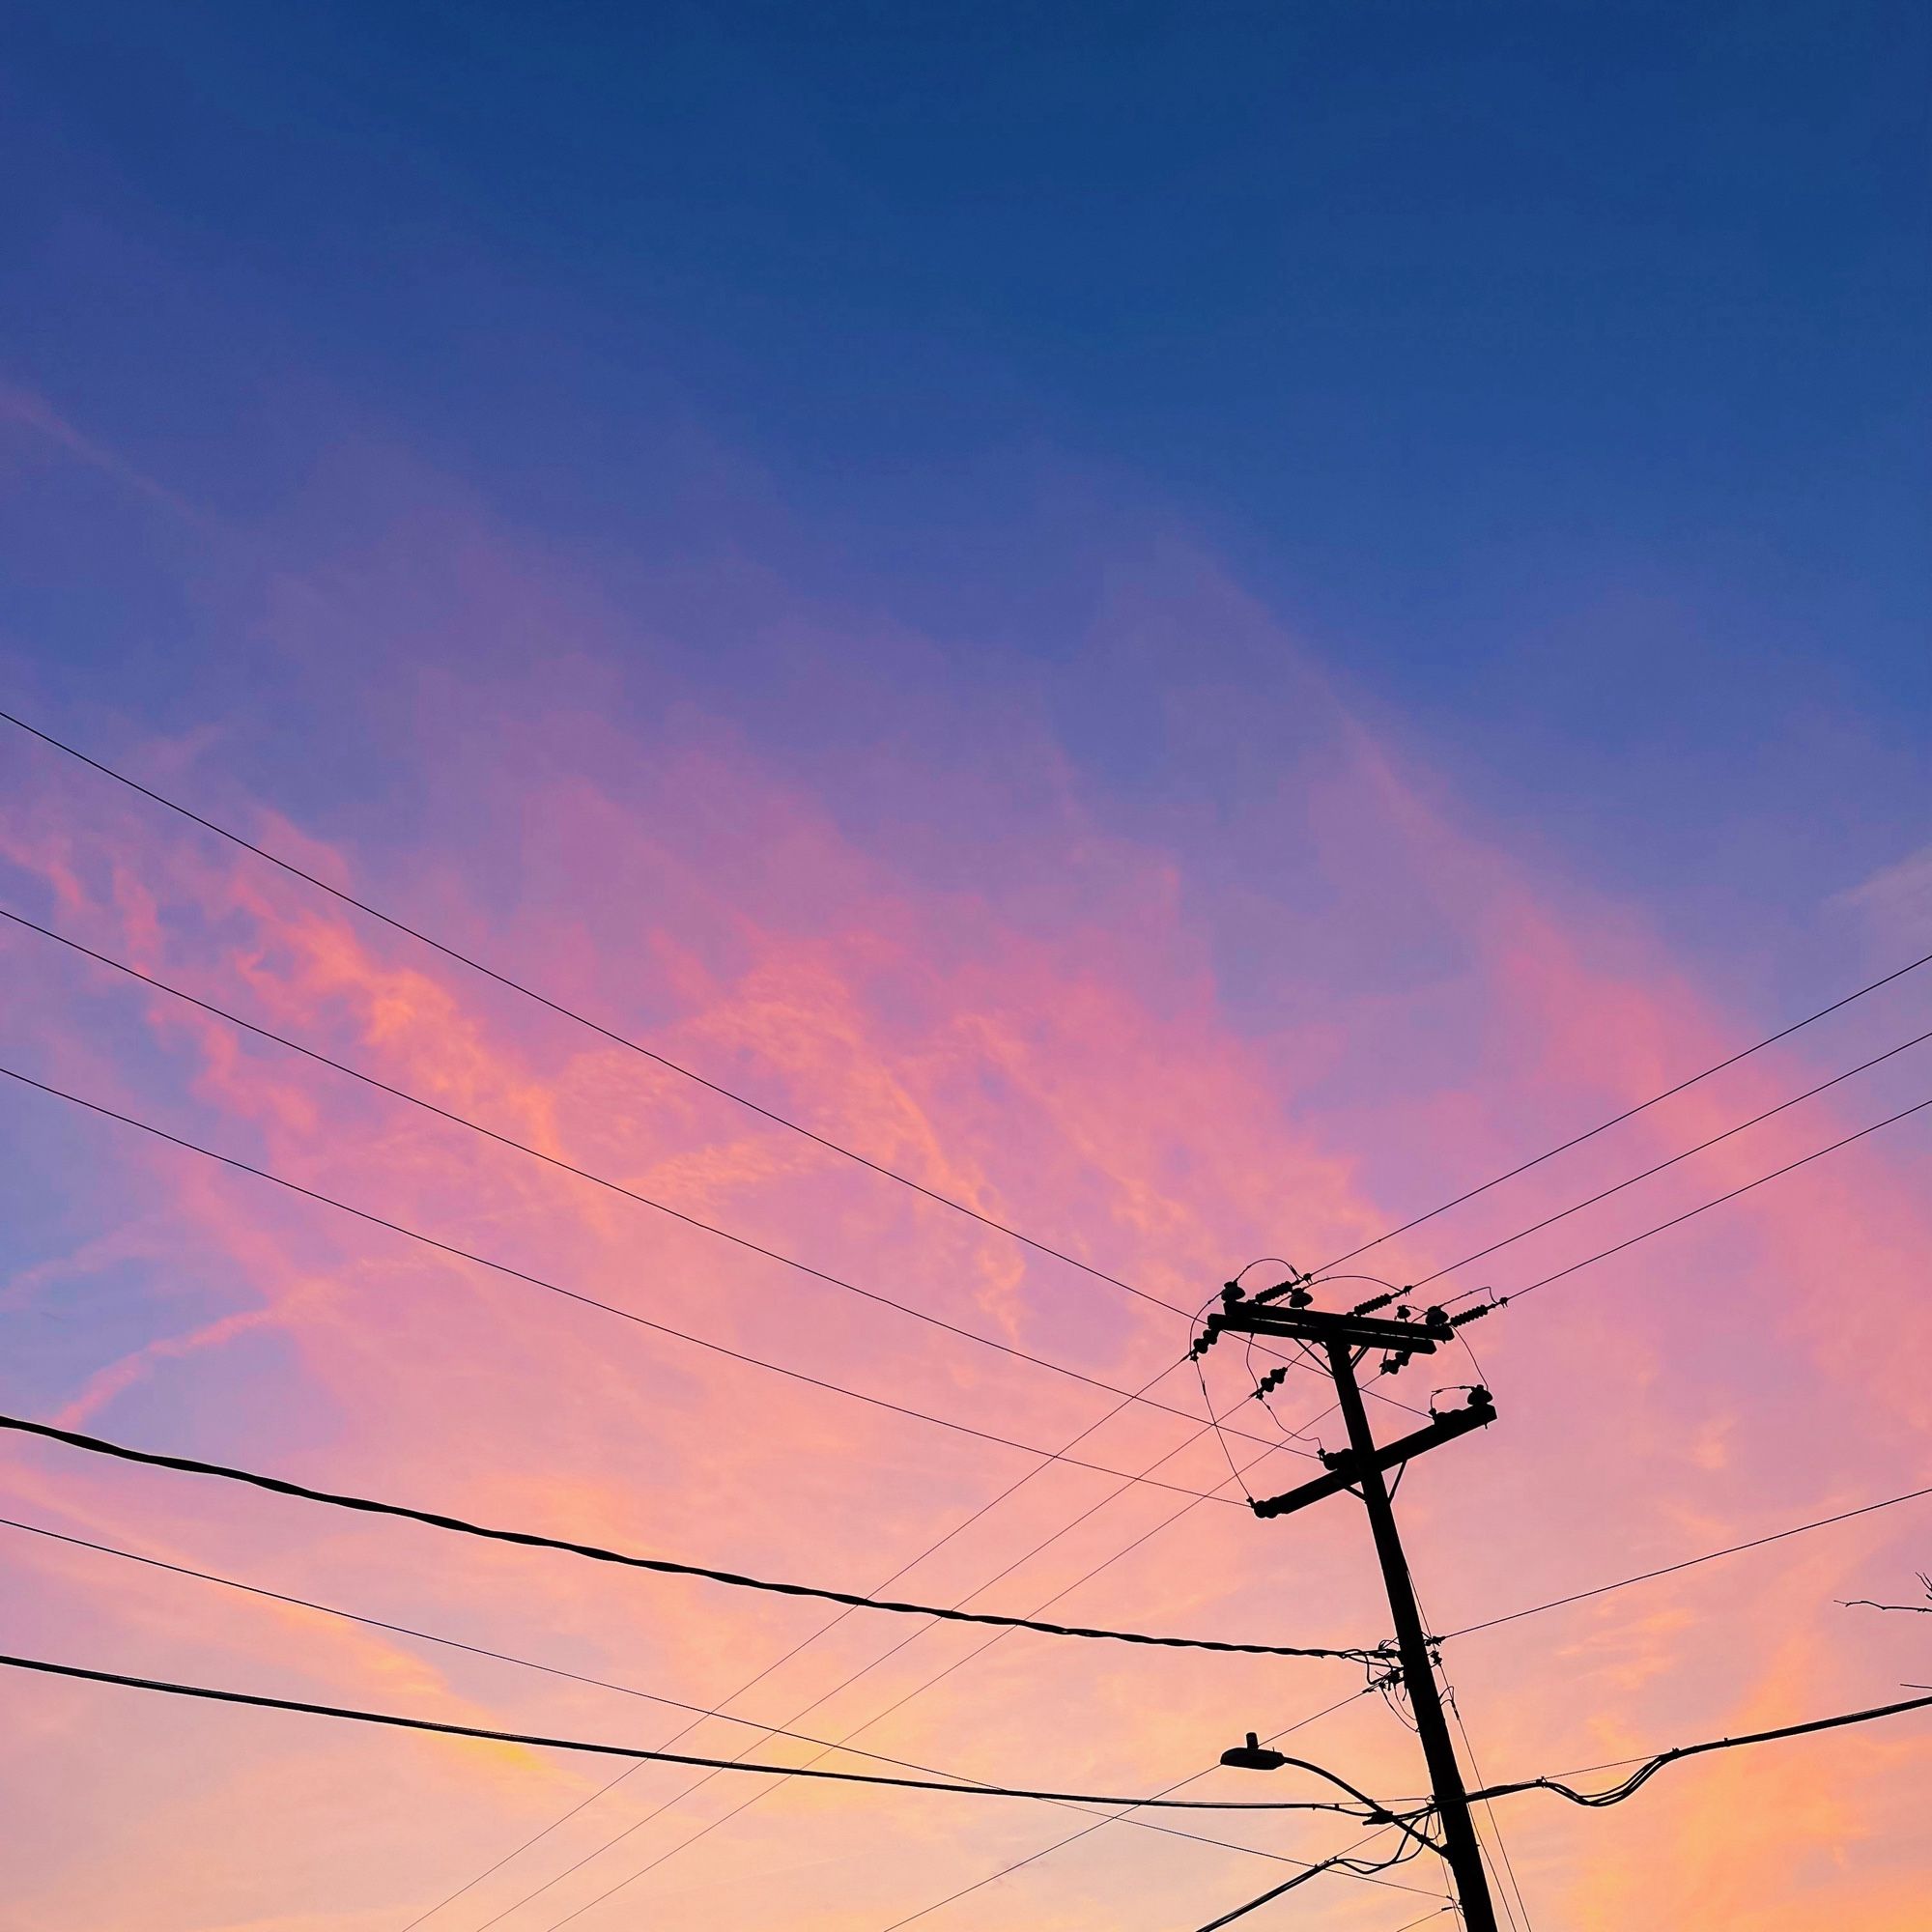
[
  {"x1": 0, "y1": 1651, "x2": 1390, "y2": 1812},
  {"x1": 0, "y1": 1410, "x2": 1368, "y2": 1659},
  {"x1": 0, "y1": 1514, "x2": 1329, "y2": 1875}
]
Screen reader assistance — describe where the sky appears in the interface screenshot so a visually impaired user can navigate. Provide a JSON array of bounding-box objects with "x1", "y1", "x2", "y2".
[{"x1": 0, "y1": 3, "x2": 1929, "y2": 1929}]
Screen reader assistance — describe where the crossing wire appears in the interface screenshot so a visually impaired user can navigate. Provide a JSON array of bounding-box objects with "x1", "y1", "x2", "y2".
[
  {"x1": 401, "y1": 1365, "x2": 1318, "y2": 1929},
  {"x1": 0, "y1": 1063, "x2": 1248, "y2": 1508},
  {"x1": 506, "y1": 1421, "x2": 1312, "y2": 1930},
  {"x1": 0, "y1": 905, "x2": 1285, "y2": 1457},
  {"x1": 0, "y1": 1411, "x2": 1365, "y2": 1659},
  {"x1": 0, "y1": 1514, "x2": 1326, "y2": 1874}
]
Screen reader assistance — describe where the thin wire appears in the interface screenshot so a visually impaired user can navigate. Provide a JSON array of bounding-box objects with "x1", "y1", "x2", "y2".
[
  {"x1": 872, "y1": 1690, "x2": 1433, "y2": 1932},
  {"x1": 406, "y1": 1347, "x2": 1310, "y2": 1930},
  {"x1": 1406, "y1": 1023, "x2": 1932, "y2": 1290},
  {"x1": 0, "y1": 708, "x2": 1184, "y2": 1317},
  {"x1": 519, "y1": 1431, "x2": 1315, "y2": 1932},
  {"x1": 0, "y1": 1651, "x2": 1405, "y2": 1812},
  {"x1": 1445, "y1": 1685, "x2": 1532, "y2": 1932},
  {"x1": 1445, "y1": 1093, "x2": 1932, "y2": 1311},
  {"x1": 0, "y1": 907, "x2": 1285, "y2": 1456},
  {"x1": 422, "y1": 1389, "x2": 1310, "y2": 1931},
  {"x1": 1191, "y1": 1826, "x2": 1435, "y2": 1932},
  {"x1": 1311, "y1": 940, "x2": 1932, "y2": 1276},
  {"x1": 0, "y1": 1410, "x2": 1359, "y2": 1657},
  {"x1": 0, "y1": 1065, "x2": 1247, "y2": 1507},
  {"x1": 522, "y1": 1365, "x2": 1427, "y2": 1931},
  {"x1": 1440, "y1": 1479, "x2": 1932, "y2": 1640},
  {"x1": 0, "y1": 1514, "x2": 1318, "y2": 1873}
]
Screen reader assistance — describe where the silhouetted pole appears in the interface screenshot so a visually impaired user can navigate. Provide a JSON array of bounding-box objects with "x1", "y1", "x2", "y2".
[{"x1": 1326, "y1": 1336, "x2": 1499, "y2": 1932}]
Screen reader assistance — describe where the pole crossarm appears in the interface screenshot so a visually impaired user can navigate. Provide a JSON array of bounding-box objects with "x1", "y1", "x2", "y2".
[
  {"x1": 1193, "y1": 1294, "x2": 1454, "y2": 1360},
  {"x1": 1249, "y1": 1392, "x2": 1497, "y2": 1520}
]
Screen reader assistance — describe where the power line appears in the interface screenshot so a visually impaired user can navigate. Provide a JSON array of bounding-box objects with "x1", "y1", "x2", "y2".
[
  {"x1": 1404, "y1": 1022, "x2": 1932, "y2": 1290},
  {"x1": 405, "y1": 1362, "x2": 1310, "y2": 1930},
  {"x1": 1447, "y1": 1689, "x2": 1932, "y2": 1814},
  {"x1": 0, "y1": 1650, "x2": 1396, "y2": 1813},
  {"x1": 0, "y1": 1513, "x2": 1318, "y2": 1875},
  {"x1": 1315, "y1": 944, "x2": 1932, "y2": 1277},
  {"x1": 0, "y1": 1411, "x2": 1364, "y2": 1659},
  {"x1": 1441, "y1": 1479, "x2": 1932, "y2": 1640},
  {"x1": 1446, "y1": 1092, "x2": 1932, "y2": 1313},
  {"x1": 0, "y1": 708, "x2": 1181, "y2": 1318},
  {"x1": 0, "y1": 905, "x2": 1288, "y2": 1456},
  {"x1": 514, "y1": 1398, "x2": 1379, "y2": 1932},
  {"x1": 513, "y1": 1427, "x2": 1311, "y2": 1931},
  {"x1": 1192, "y1": 1825, "x2": 1435, "y2": 1932},
  {"x1": 0, "y1": 1064, "x2": 1246, "y2": 1507}
]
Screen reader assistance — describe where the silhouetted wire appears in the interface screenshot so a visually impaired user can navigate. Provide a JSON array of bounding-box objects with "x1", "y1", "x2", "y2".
[
  {"x1": 1309, "y1": 941, "x2": 1932, "y2": 1277},
  {"x1": 513, "y1": 1430, "x2": 1323, "y2": 1932},
  {"x1": 1441, "y1": 1093, "x2": 1932, "y2": 1312},
  {"x1": 403, "y1": 1369, "x2": 1307, "y2": 1932},
  {"x1": 1192, "y1": 1825, "x2": 1435, "y2": 1932},
  {"x1": 871, "y1": 1689, "x2": 1429, "y2": 1932},
  {"x1": 524, "y1": 1395, "x2": 1418, "y2": 1932},
  {"x1": 0, "y1": 906, "x2": 1287, "y2": 1456},
  {"x1": 0, "y1": 708, "x2": 1190, "y2": 1318},
  {"x1": 1440, "y1": 1478, "x2": 1932, "y2": 1640},
  {"x1": 1437, "y1": 1690, "x2": 1932, "y2": 1815},
  {"x1": 0, "y1": 1514, "x2": 1312, "y2": 1873},
  {"x1": 0, "y1": 1064, "x2": 1251, "y2": 1507},
  {"x1": 1402, "y1": 1023, "x2": 1932, "y2": 1291},
  {"x1": 0, "y1": 1651, "x2": 1409, "y2": 1811},
  {"x1": 1445, "y1": 1683, "x2": 1532, "y2": 1932},
  {"x1": 0, "y1": 1411, "x2": 1362, "y2": 1658}
]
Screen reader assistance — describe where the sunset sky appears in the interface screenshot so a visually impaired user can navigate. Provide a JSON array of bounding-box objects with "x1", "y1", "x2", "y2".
[{"x1": 2, "y1": 5, "x2": 1930, "y2": 1930}]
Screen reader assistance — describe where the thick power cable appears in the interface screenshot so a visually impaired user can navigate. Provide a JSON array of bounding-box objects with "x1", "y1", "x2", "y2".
[
  {"x1": 1403, "y1": 1023, "x2": 1932, "y2": 1291},
  {"x1": 0, "y1": 1514, "x2": 1313, "y2": 1873},
  {"x1": 1314, "y1": 944, "x2": 1932, "y2": 1276},
  {"x1": 0, "y1": 1064, "x2": 1244, "y2": 1508},
  {"x1": 0, "y1": 906, "x2": 1284, "y2": 1455},
  {"x1": 0, "y1": 708, "x2": 1180, "y2": 1318},
  {"x1": 0, "y1": 1651, "x2": 1400, "y2": 1813},
  {"x1": 0, "y1": 1411, "x2": 1362, "y2": 1659},
  {"x1": 1442, "y1": 1690, "x2": 1932, "y2": 1813}
]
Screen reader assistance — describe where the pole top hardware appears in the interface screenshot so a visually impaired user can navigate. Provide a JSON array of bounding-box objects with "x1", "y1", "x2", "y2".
[{"x1": 1199, "y1": 1300, "x2": 1454, "y2": 1358}]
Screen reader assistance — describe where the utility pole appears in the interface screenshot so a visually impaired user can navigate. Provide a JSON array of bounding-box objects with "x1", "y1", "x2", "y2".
[{"x1": 1195, "y1": 1282, "x2": 1501, "y2": 1932}]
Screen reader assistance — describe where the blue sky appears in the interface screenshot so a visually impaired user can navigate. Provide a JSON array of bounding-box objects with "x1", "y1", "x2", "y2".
[{"x1": 4, "y1": 0, "x2": 1927, "y2": 984}]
